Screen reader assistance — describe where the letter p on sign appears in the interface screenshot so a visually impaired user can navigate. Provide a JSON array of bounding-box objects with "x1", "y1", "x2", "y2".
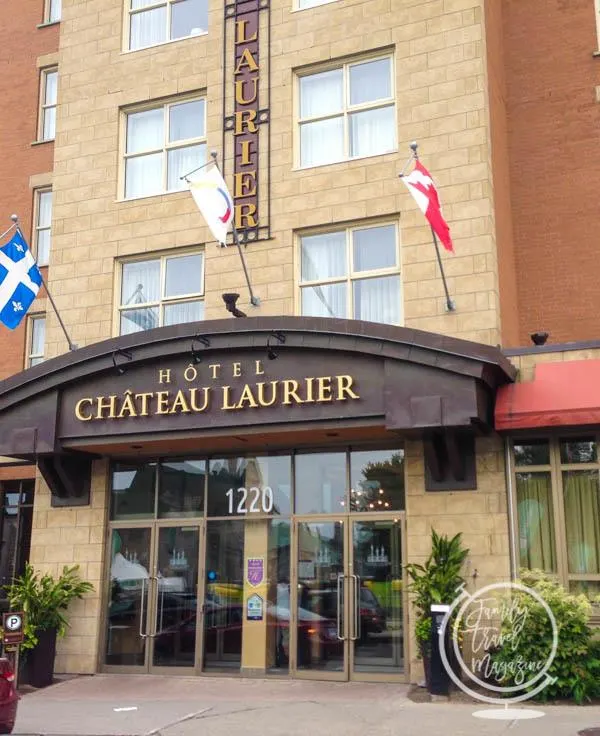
[{"x1": 2, "y1": 612, "x2": 24, "y2": 645}]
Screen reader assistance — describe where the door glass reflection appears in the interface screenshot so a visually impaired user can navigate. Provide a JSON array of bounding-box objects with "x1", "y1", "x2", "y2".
[
  {"x1": 296, "y1": 521, "x2": 344, "y2": 672},
  {"x1": 152, "y1": 526, "x2": 199, "y2": 667},
  {"x1": 105, "y1": 528, "x2": 151, "y2": 666},
  {"x1": 352, "y1": 520, "x2": 404, "y2": 674}
]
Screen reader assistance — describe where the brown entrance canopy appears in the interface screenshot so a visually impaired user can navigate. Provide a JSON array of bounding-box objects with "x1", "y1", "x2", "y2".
[{"x1": 0, "y1": 317, "x2": 515, "y2": 502}]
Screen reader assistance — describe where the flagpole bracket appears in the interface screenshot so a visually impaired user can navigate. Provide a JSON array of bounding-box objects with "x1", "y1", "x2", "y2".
[
  {"x1": 445, "y1": 299, "x2": 456, "y2": 312},
  {"x1": 250, "y1": 295, "x2": 261, "y2": 307}
]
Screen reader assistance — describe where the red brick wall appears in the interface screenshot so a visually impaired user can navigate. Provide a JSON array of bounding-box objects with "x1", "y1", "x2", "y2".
[
  {"x1": 503, "y1": 0, "x2": 600, "y2": 346},
  {"x1": 0, "y1": 1, "x2": 57, "y2": 379}
]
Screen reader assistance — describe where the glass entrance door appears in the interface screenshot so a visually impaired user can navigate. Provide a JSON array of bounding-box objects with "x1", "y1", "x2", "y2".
[{"x1": 291, "y1": 517, "x2": 405, "y2": 681}]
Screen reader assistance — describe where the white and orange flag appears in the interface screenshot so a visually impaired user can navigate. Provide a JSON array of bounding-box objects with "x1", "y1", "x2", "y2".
[
  {"x1": 402, "y1": 160, "x2": 454, "y2": 253},
  {"x1": 189, "y1": 164, "x2": 234, "y2": 246}
]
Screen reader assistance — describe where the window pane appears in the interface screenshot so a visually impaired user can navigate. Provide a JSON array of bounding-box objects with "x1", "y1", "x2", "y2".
[
  {"x1": 120, "y1": 307, "x2": 159, "y2": 334},
  {"x1": 349, "y1": 106, "x2": 395, "y2": 158},
  {"x1": 560, "y1": 438, "x2": 597, "y2": 464},
  {"x1": 110, "y1": 462, "x2": 157, "y2": 520},
  {"x1": 171, "y1": 0, "x2": 208, "y2": 39},
  {"x1": 516, "y1": 472, "x2": 556, "y2": 572},
  {"x1": 49, "y1": 0, "x2": 61, "y2": 22},
  {"x1": 301, "y1": 231, "x2": 346, "y2": 281},
  {"x1": 31, "y1": 318, "x2": 46, "y2": 356},
  {"x1": 169, "y1": 99, "x2": 205, "y2": 142},
  {"x1": 38, "y1": 191, "x2": 52, "y2": 227},
  {"x1": 121, "y1": 259, "x2": 160, "y2": 305},
  {"x1": 301, "y1": 283, "x2": 347, "y2": 319},
  {"x1": 298, "y1": 0, "x2": 331, "y2": 6},
  {"x1": 30, "y1": 357, "x2": 44, "y2": 367},
  {"x1": 353, "y1": 275, "x2": 400, "y2": 324},
  {"x1": 295, "y1": 452, "x2": 346, "y2": 514},
  {"x1": 349, "y1": 58, "x2": 391, "y2": 106},
  {"x1": 167, "y1": 143, "x2": 206, "y2": 191},
  {"x1": 125, "y1": 153, "x2": 163, "y2": 198},
  {"x1": 37, "y1": 230, "x2": 51, "y2": 266},
  {"x1": 127, "y1": 109, "x2": 164, "y2": 154},
  {"x1": 563, "y1": 470, "x2": 600, "y2": 575},
  {"x1": 569, "y1": 581, "x2": 600, "y2": 601},
  {"x1": 43, "y1": 107, "x2": 56, "y2": 140},
  {"x1": 299, "y1": 70, "x2": 343, "y2": 118},
  {"x1": 44, "y1": 71, "x2": 58, "y2": 105},
  {"x1": 513, "y1": 440, "x2": 550, "y2": 466},
  {"x1": 207, "y1": 456, "x2": 292, "y2": 516},
  {"x1": 130, "y1": 6, "x2": 167, "y2": 49},
  {"x1": 163, "y1": 300, "x2": 204, "y2": 326},
  {"x1": 350, "y1": 449, "x2": 404, "y2": 512},
  {"x1": 300, "y1": 117, "x2": 344, "y2": 167},
  {"x1": 165, "y1": 253, "x2": 203, "y2": 297},
  {"x1": 353, "y1": 225, "x2": 396, "y2": 272},
  {"x1": 158, "y1": 460, "x2": 205, "y2": 518}
]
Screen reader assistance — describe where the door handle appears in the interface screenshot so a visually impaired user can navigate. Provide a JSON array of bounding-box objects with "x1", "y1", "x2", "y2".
[
  {"x1": 350, "y1": 575, "x2": 360, "y2": 641},
  {"x1": 336, "y1": 573, "x2": 345, "y2": 640},
  {"x1": 139, "y1": 577, "x2": 148, "y2": 639}
]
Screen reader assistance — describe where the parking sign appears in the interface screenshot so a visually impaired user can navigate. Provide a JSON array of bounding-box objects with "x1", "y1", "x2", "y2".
[{"x1": 2, "y1": 612, "x2": 24, "y2": 645}]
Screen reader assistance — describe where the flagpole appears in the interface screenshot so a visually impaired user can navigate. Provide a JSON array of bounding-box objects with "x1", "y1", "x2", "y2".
[
  {"x1": 406, "y1": 142, "x2": 456, "y2": 312},
  {"x1": 11, "y1": 216, "x2": 78, "y2": 352}
]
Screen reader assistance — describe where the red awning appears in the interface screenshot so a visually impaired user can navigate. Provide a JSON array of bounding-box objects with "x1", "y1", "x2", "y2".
[{"x1": 495, "y1": 359, "x2": 600, "y2": 431}]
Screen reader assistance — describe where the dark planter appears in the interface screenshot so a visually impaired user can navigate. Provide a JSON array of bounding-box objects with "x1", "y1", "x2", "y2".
[{"x1": 27, "y1": 628, "x2": 57, "y2": 688}]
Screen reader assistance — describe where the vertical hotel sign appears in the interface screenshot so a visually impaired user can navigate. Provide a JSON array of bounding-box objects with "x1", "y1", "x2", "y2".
[{"x1": 224, "y1": 0, "x2": 271, "y2": 243}]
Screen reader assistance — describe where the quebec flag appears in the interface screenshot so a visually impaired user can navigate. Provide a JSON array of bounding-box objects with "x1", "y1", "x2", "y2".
[{"x1": 0, "y1": 230, "x2": 42, "y2": 329}]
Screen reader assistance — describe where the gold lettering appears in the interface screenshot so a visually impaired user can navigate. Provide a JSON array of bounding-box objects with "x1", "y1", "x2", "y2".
[
  {"x1": 159, "y1": 369, "x2": 172, "y2": 384},
  {"x1": 255, "y1": 360, "x2": 264, "y2": 376},
  {"x1": 235, "y1": 19, "x2": 257, "y2": 44},
  {"x1": 237, "y1": 383, "x2": 259, "y2": 409},
  {"x1": 222, "y1": 386, "x2": 237, "y2": 410},
  {"x1": 235, "y1": 202, "x2": 258, "y2": 229},
  {"x1": 283, "y1": 379, "x2": 304, "y2": 405},
  {"x1": 316, "y1": 376, "x2": 332, "y2": 403},
  {"x1": 233, "y1": 362, "x2": 242, "y2": 377},
  {"x1": 234, "y1": 109, "x2": 258, "y2": 135},
  {"x1": 117, "y1": 391, "x2": 138, "y2": 419},
  {"x1": 209, "y1": 363, "x2": 221, "y2": 379},
  {"x1": 156, "y1": 391, "x2": 170, "y2": 414},
  {"x1": 304, "y1": 377, "x2": 316, "y2": 403},
  {"x1": 184, "y1": 364, "x2": 198, "y2": 382},
  {"x1": 234, "y1": 171, "x2": 257, "y2": 199},
  {"x1": 135, "y1": 392, "x2": 153, "y2": 417},
  {"x1": 336, "y1": 375, "x2": 359, "y2": 401},
  {"x1": 234, "y1": 47, "x2": 259, "y2": 75},
  {"x1": 240, "y1": 139, "x2": 254, "y2": 166},
  {"x1": 96, "y1": 395, "x2": 117, "y2": 419},
  {"x1": 190, "y1": 387, "x2": 210, "y2": 412},
  {"x1": 235, "y1": 77, "x2": 258, "y2": 106},
  {"x1": 256, "y1": 381, "x2": 277, "y2": 407},
  {"x1": 170, "y1": 389, "x2": 191, "y2": 414},
  {"x1": 75, "y1": 397, "x2": 93, "y2": 421}
]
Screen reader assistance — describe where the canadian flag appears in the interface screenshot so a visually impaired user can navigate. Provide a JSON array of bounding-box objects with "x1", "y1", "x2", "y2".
[{"x1": 402, "y1": 160, "x2": 454, "y2": 253}]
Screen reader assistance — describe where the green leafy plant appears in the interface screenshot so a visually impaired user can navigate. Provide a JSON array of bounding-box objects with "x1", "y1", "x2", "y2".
[
  {"x1": 4, "y1": 563, "x2": 94, "y2": 651},
  {"x1": 490, "y1": 569, "x2": 600, "y2": 704},
  {"x1": 406, "y1": 529, "x2": 469, "y2": 655}
]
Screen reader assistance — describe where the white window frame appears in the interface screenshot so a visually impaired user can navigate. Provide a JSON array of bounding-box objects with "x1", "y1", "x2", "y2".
[
  {"x1": 39, "y1": 67, "x2": 58, "y2": 142},
  {"x1": 298, "y1": 221, "x2": 403, "y2": 324},
  {"x1": 122, "y1": 95, "x2": 206, "y2": 200},
  {"x1": 117, "y1": 249, "x2": 205, "y2": 336},
  {"x1": 295, "y1": 0, "x2": 340, "y2": 10},
  {"x1": 126, "y1": 0, "x2": 208, "y2": 52},
  {"x1": 44, "y1": 0, "x2": 61, "y2": 23},
  {"x1": 33, "y1": 188, "x2": 52, "y2": 266},
  {"x1": 27, "y1": 315, "x2": 46, "y2": 368},
  {"x1": 296, "y1": 53, "x2": 396, "y2": 169}
]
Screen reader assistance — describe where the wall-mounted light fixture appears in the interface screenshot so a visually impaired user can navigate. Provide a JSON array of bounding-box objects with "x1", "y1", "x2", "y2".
[
  {"x1": 191, "y1": 334, "x2": 210, "y2": 364},
  {"x1": 267, "y1": 331, "x2": 286, "y2": 360},
  {"x1": 530, "y1": 331, "x2": 549, "y2": 346},
  {"x1": 112, "y1": 348, "x2": 133, "y2": 375},
  {"x1": 222, "y1": 292, "x2": 247, "y2": 318}
]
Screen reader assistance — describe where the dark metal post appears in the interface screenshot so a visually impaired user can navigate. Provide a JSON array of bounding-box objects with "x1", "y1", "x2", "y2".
[{"x1": 431, "y1": 227, "x2": 456, "y2": 312}]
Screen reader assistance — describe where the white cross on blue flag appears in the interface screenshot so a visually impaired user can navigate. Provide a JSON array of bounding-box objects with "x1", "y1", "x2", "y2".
[{"x1": 0, "y1": 230, "x2": 42, "y2": 329}]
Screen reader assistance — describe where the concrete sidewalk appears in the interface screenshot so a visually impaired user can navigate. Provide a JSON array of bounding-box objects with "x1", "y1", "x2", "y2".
[{"x1": 14, "y1": 675, "x2": 600, "y2": 736}]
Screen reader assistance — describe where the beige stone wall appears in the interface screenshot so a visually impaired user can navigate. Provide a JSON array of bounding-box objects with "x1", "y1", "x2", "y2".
[
  {"x1": 508, "y1": 347, "x2": 600, "y2": 382},
  {"x1": 29, "y1": 460, "x2": 108, "y2": 674}
]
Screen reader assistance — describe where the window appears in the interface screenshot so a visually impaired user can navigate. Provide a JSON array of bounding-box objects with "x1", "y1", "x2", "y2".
[
  {"x1": 34, "y1": 189, "x2": 52, "y2": 266},
  {"x1": 118, "y1": 251, "x2": 205, "y2": 334},
  {"x1": 299, "y1": 223, "x2": 401, "y2": 325},
  {"x1": 127, "y1": 0, "x2": 208, "y2": 51},
  {"x1": 513, "y1": 437, "x2": 600, "y2": 605},
  {"x1": 297, "y1": 0, "x2": 338, "y2": 8},
  {"x1": 28, "y1": 316, "x2": 46, "y2": 367},
  {"x1": 45, "y1": 0, "x2": 61, "y2": 22},
  {"x1": 0, "y1": 480, "x2": 35, "y2": 595},
  {"x1": 297, "y1": 55, "x2": 395, "y2": 167},
  {"x1": 39, "y1": 68, "x2": 58, "y2": 141},
  {"x1": 124, "y1": 97, "x2": 206, "y2": 199}
]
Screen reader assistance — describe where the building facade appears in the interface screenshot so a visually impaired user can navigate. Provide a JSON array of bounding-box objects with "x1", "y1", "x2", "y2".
[{"x1": 0, "y1": 0, "x2": 598, "y2": 684}]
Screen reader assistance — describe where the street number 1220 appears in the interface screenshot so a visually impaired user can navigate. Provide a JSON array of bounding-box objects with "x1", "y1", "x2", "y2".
[{"x1": 226, "y1": 486, "x2": 274, "y2": 514}]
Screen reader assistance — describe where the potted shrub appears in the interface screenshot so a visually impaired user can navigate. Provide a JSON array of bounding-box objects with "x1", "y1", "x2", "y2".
[
  {"x1": 406, "y1": 529, "x2": 469, "y2": 690},
  {"x1": 5, "y1": 563, "x2": 93, "y2": 688}
]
